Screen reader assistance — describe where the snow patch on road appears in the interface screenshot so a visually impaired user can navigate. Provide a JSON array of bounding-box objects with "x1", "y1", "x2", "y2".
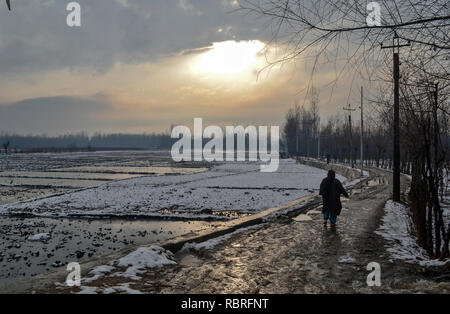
[
  {"x1": 84, "y1": 265, "x2": 116, "y2": 283},
  {"x1": 103, "y1": 283, "x2": 143, "y2": 294},
  {"x1": 76, "y1": 286, "x2": 98, "y2": 294},
  {"x1": 338, "y1": 254, "x2": 356, "y2": 264},
  {"x1": 27, "y1": 233, "x2": 50, "y2": 242},
  {"x1": 376, "y1": 200, "x2": 450, "y2": 267},
  {"x1": 113, "y1": 246, "x2": 177, "y2": 280}
]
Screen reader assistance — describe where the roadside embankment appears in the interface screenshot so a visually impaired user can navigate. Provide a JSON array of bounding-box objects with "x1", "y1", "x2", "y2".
[{"x1": 297, "y1": 158, "x2": 365, "y2": 181}]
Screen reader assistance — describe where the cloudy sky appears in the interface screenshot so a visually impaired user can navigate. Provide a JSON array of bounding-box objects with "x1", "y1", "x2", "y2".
[{"x1": 0, "y1": 0, "x2": 362, "y2": 135}]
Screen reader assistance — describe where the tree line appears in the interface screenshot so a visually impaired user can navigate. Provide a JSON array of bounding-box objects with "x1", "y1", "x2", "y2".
[{"x1": 0, "y1": 132, "x2": 173, "y2": 153}]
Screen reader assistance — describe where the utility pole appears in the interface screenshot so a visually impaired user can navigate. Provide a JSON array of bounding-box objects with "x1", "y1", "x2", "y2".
[
  {"x1": 360, "y1": 86, "x2": 364, "y2": 176},
  {"x1": 317, "y1": 116, "x2": 321, "y2": 159},
  {"x1": 433, "y1": 83, "x2": 439, "y2": 189},
  {"x1": 381, "y1": 32, "x2": 410, "y2": 202},
  {"x1": 343, "y1": 104, "x2": 356, "y2": 168}
]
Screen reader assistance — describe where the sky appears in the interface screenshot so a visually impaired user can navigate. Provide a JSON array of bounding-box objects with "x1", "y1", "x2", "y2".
[{"x1": 0, "y1": 0, "x2": 363, "y2": 135}]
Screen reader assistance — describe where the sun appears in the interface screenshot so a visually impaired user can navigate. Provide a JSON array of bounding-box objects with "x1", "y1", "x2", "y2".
[{"x1": 192, "y1": 40, "x2": 265, "y2": 77}]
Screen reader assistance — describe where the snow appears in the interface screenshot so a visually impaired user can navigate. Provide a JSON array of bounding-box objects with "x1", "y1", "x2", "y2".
[
  {"x1": 20, "y1": 222, "x2": 36, "y2": 227},
  {"x1": 338, "y1": 254, "x2": 356, "y2": 264},
  {"x1": 343, "y1": 171, "x2": 369, "y2": 188},
  {"x1": 376, "y1": 200, "x2": 450, "y2": 267},
  {"x1": 78, "y1": 246, "x2": 176, "y2": 283},
  {"x1": 292, "y1": 214, "x2": 312, "y2": 222},
  {"x1": 113, "y1": 245, "x2": 176, "y2": 279},
  {"x1": 102, "y1": 287, "x2": 115, "y2": 294},
  {"x1": 76, "y1": 286, "x2": 98, "y2": 294},
  {"x1": 182, "y1": 224, "x2": 263, "y2": 251},
  {"x1": 344, "y1": 178, "x2": 364, "y2": 188},
  {"x1": 0, "y1": 160, "x2": 344, "y2": 220},
  {"x1": 84, "y1": 265, "x2": 115, "y2": 283},
  {"x1": 27, "y1": 233, "x2": 50, "y2": 241},
  {"x1": 102, "y1": 283, "x2": 143, "y2": 294}
]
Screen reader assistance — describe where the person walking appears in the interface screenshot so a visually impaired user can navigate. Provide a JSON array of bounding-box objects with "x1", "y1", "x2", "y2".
[{"x1": 319, "y1": 170, "x2": 349, "y2": 227}]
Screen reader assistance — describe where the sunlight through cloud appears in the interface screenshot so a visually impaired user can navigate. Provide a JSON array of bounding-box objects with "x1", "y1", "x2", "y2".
[{"x1": 192, "y1": 40, "x2": 265, "y2": 77}]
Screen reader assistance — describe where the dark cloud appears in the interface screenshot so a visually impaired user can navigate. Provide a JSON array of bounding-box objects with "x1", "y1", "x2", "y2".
[
  {"x1": 0, "y1": 96, "x2": 113, "y2": 134},
  {"x1": 0, "y1": 95, "x2": 200, "y2": 134},
  {"x1": 0, "y1": 0, "x2": 267, "y2": 75}
]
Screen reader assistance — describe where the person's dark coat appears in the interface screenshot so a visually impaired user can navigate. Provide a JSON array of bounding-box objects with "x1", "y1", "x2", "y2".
[{"x1": 319, "y1": 175, "x2": 349, "y2": 217}]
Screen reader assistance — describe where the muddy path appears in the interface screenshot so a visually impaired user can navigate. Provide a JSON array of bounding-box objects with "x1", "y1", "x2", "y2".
[{"x1": 141, "y1": 169, "x2": 447, "y2": 294}]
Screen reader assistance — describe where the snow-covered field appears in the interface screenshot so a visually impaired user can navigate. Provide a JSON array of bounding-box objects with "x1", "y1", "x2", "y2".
[{"x1": 0, "y1": 160, "x2": 342, "y2": 220}]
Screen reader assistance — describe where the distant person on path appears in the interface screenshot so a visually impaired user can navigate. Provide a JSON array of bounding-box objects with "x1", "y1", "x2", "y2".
[{"x1": 319, "y1": 170, "x2": 349, "y2": 227}]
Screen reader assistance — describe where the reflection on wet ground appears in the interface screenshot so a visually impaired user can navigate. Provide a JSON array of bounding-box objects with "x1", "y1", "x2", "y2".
[{"x1": 155, "y1": 208, "x2": 251, "y2": 220}]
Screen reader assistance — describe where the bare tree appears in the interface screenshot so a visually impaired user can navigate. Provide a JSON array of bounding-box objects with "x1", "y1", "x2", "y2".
[
  {"x1": 283, "y1": 103, "x2": 301, "y2": 156},
  {"x1": 240, "y1": 0, "x2": 450, "y2": 99},
  {"x1": 309, "y1": 86, "x2": 320, "y2": 142}
]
